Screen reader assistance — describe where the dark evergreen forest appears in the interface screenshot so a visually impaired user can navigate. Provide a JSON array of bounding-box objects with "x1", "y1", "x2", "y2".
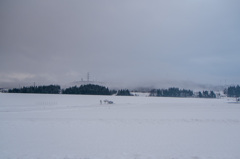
[
  {"x1": 117, "y1": 89, "x2": 132, "y2": 96},
  {"x1": 62, "y1": 84, "x2": 111, "y2": 95},
  {"x1": 8, "y1": 85, "x2": 61, "y2": 94},
  {"x1": 225, "y1": 85, "x2": 240, "y2": 97},
  {"x1": 150, "y1": 88, "x2": 194, "y2": 97},
  {"x1": 197, "y1": 90, "x2": 216, "y2": 98},
  {"x1": 7, "y1": 84, "x2": 220, "y2": 98},
  {"x1": 150, "y1": 88, "x2": 216, "y2": 98}
]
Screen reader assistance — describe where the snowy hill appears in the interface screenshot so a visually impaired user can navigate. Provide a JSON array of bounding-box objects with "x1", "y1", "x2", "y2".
[{"x1": 0, "y1": 93, "x2": 240, "y2": 159}]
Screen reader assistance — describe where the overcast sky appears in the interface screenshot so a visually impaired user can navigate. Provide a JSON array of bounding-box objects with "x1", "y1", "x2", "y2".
[{"x1": 1, "y1": 0, "x2": 240, "y2": 89}]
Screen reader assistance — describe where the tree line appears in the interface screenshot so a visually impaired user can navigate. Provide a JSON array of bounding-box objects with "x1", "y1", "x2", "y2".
[
  {"x1": 8, "y1": 85, "x2": 61, "y2": 94},
  {"x1": 62, "y1": 84, "x2": 111, "y2": 95},
  {"x1": 224, "y1": 85, "x2": 240, "y2": 97},
  {"x1": 7, "y1": 84, "x2": 134, "y2": 96},
  {"x1": 150, "y1": 87, "x2": 216, "y2": 98},
  {"x1": 197, "y1": 90, "x2": 216, "y2": 98},
  {"x1": 117, "y1": 89, "x2": 132, "y2": 96},
  {"x1": 150, "y1": 88, "x2": 194, "y2": 97},
  {"x1": 11, "y1": 84, "x2": 240, "y2": 99}
]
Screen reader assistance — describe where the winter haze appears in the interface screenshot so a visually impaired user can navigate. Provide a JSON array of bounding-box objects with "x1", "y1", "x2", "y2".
[{"x1": 1, "y1": 0, "x2": 240, "y2": 89}]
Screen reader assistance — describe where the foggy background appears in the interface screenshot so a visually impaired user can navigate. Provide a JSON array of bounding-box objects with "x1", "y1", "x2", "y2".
[{"x1": 1, "y1": 0, "x2": 240, "y2": 89}]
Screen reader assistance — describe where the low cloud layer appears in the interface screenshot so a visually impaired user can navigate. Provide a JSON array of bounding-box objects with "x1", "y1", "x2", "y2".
[{"x1": 1, "y1": 0, "x2": 240, "y2": 89}]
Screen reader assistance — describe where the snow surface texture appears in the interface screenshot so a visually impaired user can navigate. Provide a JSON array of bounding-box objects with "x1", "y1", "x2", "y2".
[{"x1": 0, "y1": 93, "x2": 240, "y2": 159}]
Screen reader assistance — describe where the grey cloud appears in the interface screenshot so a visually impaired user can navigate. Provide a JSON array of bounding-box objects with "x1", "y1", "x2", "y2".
[{"x1": 0, "y1": 0, "x2": 240, "y2": 88}]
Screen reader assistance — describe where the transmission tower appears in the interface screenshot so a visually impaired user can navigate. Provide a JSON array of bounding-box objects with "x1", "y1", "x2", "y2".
[{"x1": 87, "y1": 72, "x2": 90, "y2": 82}]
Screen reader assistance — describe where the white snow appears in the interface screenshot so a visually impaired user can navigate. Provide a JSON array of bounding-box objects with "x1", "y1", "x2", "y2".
[
  {"x1": 131, "y1": 92, "x2": 150, "y2": 97},
  {"x1": 0, "y1": 93, "x2": 240, "y2": 159}
]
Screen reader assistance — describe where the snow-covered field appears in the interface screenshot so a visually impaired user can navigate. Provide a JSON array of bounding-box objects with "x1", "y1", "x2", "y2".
[{"x1": 0, "y1": 93, "x2": 240, "y2": 159}]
